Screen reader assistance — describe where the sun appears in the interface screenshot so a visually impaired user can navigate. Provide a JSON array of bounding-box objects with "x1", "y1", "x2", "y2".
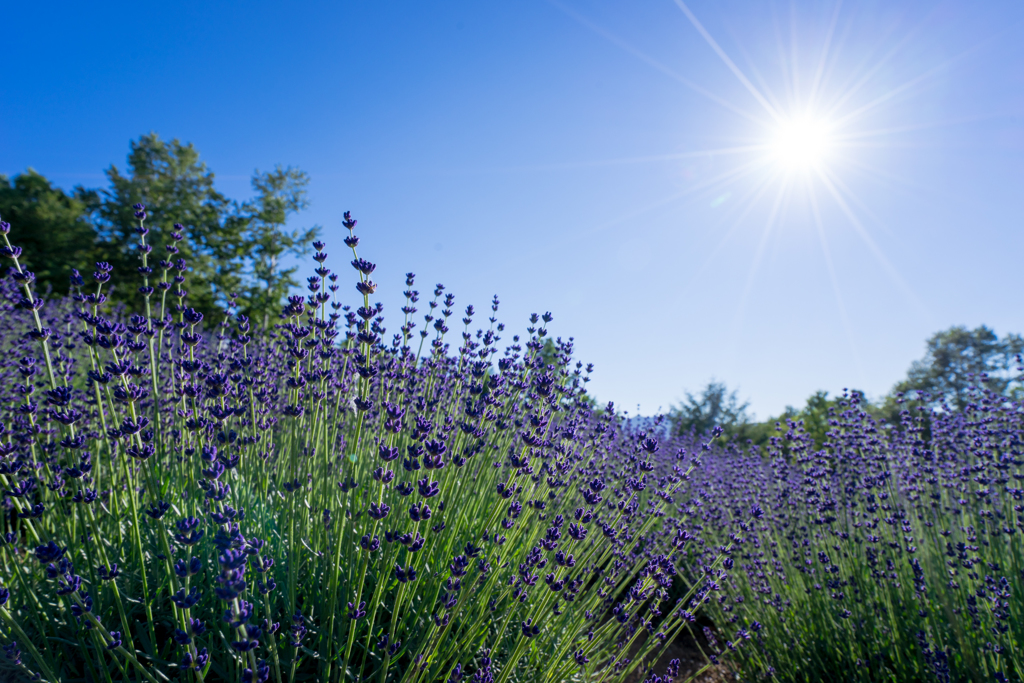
[{"x1": 770, "y1": 115, "x2": 834, "y2": 171}]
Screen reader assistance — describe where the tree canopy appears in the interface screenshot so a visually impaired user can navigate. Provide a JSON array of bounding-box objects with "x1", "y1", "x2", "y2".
[
  {"x1": 0, "y1": 133, "x2": 318, "y2": 325},
  {"x1": 668, "y1": 380, "x2": 751, "y2": 437},
  {"x1": 239, "y1": 165, "x2": 319, "y2": 328},
  {"x1": 667, "y1": 325, "x2": 1023, "y2": 448},
  {"x1": 0, "y1": 169, "x2": 95, "y2": 294},
  {"x1": 893, "y1": 325, "x2": 1023, "y2": 410}
]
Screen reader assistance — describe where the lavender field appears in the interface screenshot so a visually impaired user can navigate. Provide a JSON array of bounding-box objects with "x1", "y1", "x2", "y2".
[{"x1": 0, "y1": 208, "x2": 1019, "y2": 683}]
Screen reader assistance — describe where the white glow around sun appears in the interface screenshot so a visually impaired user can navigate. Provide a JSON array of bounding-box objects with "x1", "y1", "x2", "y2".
[{"x1": 771, "y1": 115, "x2": 834, "y2": 170}]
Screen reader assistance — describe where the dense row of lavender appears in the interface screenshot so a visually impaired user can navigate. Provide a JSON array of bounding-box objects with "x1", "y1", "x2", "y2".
[
  {"x1": 661, "y1": 387, "x2": 1024, "y2": 681},
  {"x1": 0, "y1": 210, "x2": 736, "y2": 683},
  {"x1": 4, "y1": 204, "x2": 1019, "y2": 683}
]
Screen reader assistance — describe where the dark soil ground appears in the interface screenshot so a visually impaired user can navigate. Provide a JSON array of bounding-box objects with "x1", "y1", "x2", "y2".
[{"x1": 622, "y1": 622, "x2": 735, "y2": 683}]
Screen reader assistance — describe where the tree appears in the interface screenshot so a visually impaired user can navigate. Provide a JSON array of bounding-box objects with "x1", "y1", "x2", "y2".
[
  {"x1": 0, "y1": 170, "x2": 96, "y2": 294},
  {"x1": 893, "y1": 325, "x2": 1024, "y2": 410},
  {"x1": 668, "y1": 380, "x2": 751, "y2": 437},
  {"x1": 795, "y1": 390, "x2": 832, "y2": 447},
  {"x1": 3, "y1": 135, "x2": 319, "y2": 326},
  {"x1": 77, "y1": 133, "x2": 250, "y2": 322},
  {"x1": 238, "y1": 166, "x2": 320, "y2": 327}
]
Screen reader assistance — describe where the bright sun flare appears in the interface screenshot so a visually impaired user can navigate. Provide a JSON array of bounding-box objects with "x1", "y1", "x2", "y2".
[{"x1": 771, "y1": 116, "x2": 834, "y2": 170}]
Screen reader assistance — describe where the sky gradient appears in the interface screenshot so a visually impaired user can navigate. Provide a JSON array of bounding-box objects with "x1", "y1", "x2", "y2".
[{"x1": 3, "y1": 0, "x2": 1023, "y2": 418}]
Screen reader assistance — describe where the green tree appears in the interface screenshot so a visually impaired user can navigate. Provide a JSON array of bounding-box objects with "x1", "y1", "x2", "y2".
[
  {"x1": 3, "y1": 135, "x2": 319, "y2": 326},
  {"x1": 0, "y1": 170, "x2": 96, "y2": 294},
  {"x1": 733, "y1": 390, "x2": 878, "y2": 454},
  {"x1": 238, "y1": 166, "x2": 320, "y2": 327},
  {"x1": 893, "y1": 325, "x2": 1024, "y2": 410},
  {"x1": 668, "y1": 380, "x2": 751, "y2": 437},
  {"x1": 799, "y1": 390, "x2": 834, "y2": 447},
  {"x1": 77, "y1": 133, "x2": 250, "y2": 322}
]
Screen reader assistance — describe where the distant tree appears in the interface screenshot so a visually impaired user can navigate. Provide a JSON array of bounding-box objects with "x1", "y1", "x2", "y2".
[
  {"x1": 0, "y1": 170, "x2": 96, "y2": 294},
  {"x1": 237, "y1": 166, "x2": 320, "y2": 327},
  {"x1": 777, "y1": 390, "x2": 830, "y2": 448},
  {"x1": 669, "y1": 380, "x2": 751, "y2": 437},
  {"x1": 794, "y1": 389, "x2": 881, "y2": 447},
  {"x1": 733, "y1": 389, "x2": 883, "y2": 455},
  {"x1": 76, "y1": 133, "x2": 249, "y2": 322},
  {"x1": 63, "y1": 133, "x2": 319, "y2": 325},
  {"x1": 535, "y1": 337, "x2": 560, "y2": 369},
  {"x1": 893, "y1": 325, "x2": 1024, "y2": 410}
]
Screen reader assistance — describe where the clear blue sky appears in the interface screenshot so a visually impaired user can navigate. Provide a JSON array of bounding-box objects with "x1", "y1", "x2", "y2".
[{"x1": 3, "y1": 1, "x2": 1022, "y2": 418}]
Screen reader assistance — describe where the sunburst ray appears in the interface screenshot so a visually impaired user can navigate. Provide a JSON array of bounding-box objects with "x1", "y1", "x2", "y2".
[{"x1": 673, "y1": 0, "x2": 782, "y2": 122}]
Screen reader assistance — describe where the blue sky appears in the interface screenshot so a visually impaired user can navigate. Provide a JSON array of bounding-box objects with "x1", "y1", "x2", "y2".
[{"x1": 3, "y1": 1, "x2": 1022, "y2": 418}]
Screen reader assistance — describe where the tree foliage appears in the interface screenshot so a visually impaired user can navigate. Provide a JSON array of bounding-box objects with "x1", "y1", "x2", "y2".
[
  {"x1": 893, "y1": 325, "x2": 1023, "y2": 409},
  {"x1": 670, "y1": 325, "x2": 1024, "y2": 453},
  {"x1": 2, "y1": 133, "x2": 317, "y2": 325},
  {"x1": 238, "y1": 165, "x2": 320, "y2": 328},
  {"x1": 668, "y1": 379, "x2": 751, "y2": 437},
  {"x1": 0, "y1": 169, "x2": 95, "y2": 294},
  {"x1": 78, "y1": 133, "x2": 251, "y2": 321}
]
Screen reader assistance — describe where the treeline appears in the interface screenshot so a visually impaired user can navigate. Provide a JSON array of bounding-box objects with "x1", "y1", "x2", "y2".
[
  {"x1": 670, "y1": 325, "x2": 1024, "y2": 445},
  {"x1": 0, "y1": 133, "x2": 318, "y2": 325}
]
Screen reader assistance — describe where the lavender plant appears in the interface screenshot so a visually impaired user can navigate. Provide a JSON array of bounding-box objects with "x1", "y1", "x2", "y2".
[
  {"x1": 0, "y1": 209, "x2": 729, "y2": 683},
  {"x1": 666, "y1": 388, "x2": 1024, "y2": 682}
]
